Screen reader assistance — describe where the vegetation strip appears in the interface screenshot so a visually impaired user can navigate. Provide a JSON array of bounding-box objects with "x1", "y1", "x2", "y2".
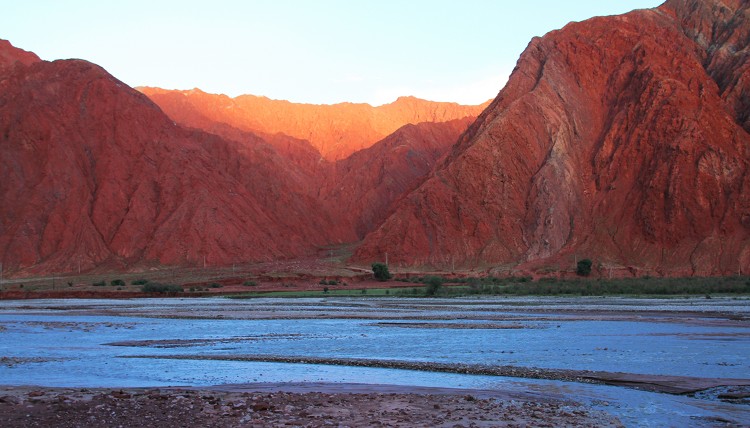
[{"x1": 119, "y1": 354, "x2": 750, "y2": 395}]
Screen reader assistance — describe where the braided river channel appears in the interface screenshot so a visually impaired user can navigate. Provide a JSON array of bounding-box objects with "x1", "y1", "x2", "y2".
[{"x1": 1, "y1": 296, "x2": 748, "y2": 427}]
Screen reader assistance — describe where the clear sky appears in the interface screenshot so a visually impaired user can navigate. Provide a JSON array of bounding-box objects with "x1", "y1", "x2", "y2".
[{"x1": 1, "y1": 0, "x2": 663, "y2": 105}]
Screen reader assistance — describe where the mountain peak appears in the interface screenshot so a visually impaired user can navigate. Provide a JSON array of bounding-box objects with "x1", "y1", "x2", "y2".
[{"x1": 0, "y1": 39, "x2": 41, "y2": 71}]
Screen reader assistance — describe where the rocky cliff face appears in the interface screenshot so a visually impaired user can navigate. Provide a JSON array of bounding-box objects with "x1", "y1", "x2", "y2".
[
  {"x1": 0, "y1": 40, "x2": 471, "y2": 275},
  {"x1": 320, "y1": 118, "x2": 474, "y2": 239},
  {"x1": 0, "y1": 42, "x2": 343, "y2": 274},
  {"x1": 354, "y1": 0, "x2": 750, "y2": 276},
  {"x1": 139, "y1": 87, "x2": 487, "y2": 160},
  {"x1": 0, "y1": 39, "x2": 40, "y2": 71}
]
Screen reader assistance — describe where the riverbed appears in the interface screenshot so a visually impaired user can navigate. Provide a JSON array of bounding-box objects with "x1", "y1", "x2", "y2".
[{"x1": 1, "y1": 296, "x2": 748, "y2": 426}]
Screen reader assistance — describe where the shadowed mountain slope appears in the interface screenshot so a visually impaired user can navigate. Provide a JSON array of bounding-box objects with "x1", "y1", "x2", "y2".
[{"x1": 354, "y1": 0, "x2": 750, "y2": 276}]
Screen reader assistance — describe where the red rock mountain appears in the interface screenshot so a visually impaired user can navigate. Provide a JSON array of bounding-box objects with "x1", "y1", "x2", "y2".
[
  {"x1": 0, "y1": 40, "x2": 471, "y2": 275},
  {"x1": 0, "y1": 40, "x2": 347, "y2": 274},
  {"x1": 320, "y1": 118, "x2": 475, "y2": 239},
  {"x1": 354, "y1": 0, "x2": 750, "y2": 276},
  {"x1": 139, "y1": 87, "x2": 488, "y2": 160}
]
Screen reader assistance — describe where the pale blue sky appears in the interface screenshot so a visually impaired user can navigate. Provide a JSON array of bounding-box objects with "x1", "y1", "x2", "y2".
[{"x1": 1, "y1": 0, "x2": 663, "y2": 105}]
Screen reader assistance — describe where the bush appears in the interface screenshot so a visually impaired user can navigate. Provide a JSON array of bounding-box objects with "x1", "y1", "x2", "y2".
[
  {"x1": 372, "y1": 262, "x2": 392, "y2": 281},
  {"x1": 424, "y1": 276, "x2": 444, "y2": 296},
  {"x1": 131, "y1": 279, "x2": 149, "y2": 285},
  {"x1": 92, "y1": 281, "x2": 106, "y2": 287},
  {"x1": 577, "y1": 259, "x2": 593, "y2": 277},
  {"x1": 111, "y1": 279, "x2": 125, "y2": 287},
  {"x1": 243, "y1": 281, "x2": 257, "y2": 287},
  {"x1": 141, "y1": 283, "x2": 182, "y2": 293},
  {"x1": 209, "y1": 283, "x2": 223, "y2": 288}
]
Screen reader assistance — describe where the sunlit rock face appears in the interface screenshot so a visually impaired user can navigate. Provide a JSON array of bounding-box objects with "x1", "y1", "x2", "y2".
[
  {"x1": 139, "y1": 86, "x2": 488, "y2": 161},
  {"x1": 354, "y1": 0, "x2": 750, "y2": 276}
]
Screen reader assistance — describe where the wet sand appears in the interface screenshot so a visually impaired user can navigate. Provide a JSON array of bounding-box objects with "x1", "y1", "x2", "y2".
[
  {"x1": 119, "y1": 353, "x2": 750, "y2": 395},
  {"x1": 0, "y1": 384, "x2": 623, "y2": 427}
]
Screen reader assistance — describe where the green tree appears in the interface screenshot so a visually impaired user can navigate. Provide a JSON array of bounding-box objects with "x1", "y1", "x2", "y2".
[
  {"x1": 577, "y1": 259, "x2": 593, "y2": 276},
  {"x1": 425, "y1": 276, "x2": 444, "y2": 296},
  {"x1": 372, "y1": 262, "x2": 392, "y2": 281}
]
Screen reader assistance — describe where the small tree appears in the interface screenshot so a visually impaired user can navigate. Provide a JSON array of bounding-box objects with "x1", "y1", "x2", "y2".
[
  {"x1": 425, "y1": 276, "x2": 444, "y2": 296},
  {"x1": 372, "y1": 262, "x2": 391, "y2": 281},
  {"x1": 577, "y1": 259, "x2": 593, "y2": 277}
]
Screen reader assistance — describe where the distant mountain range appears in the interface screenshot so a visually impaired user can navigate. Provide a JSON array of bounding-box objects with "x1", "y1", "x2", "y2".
[{"x1": 1, "y1": 0, "x2": 748, "y2": 276}]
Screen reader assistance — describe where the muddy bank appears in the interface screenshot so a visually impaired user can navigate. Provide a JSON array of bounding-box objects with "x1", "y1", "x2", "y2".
[
  {"x1": 0, "y1": 385, "x2": 622, "y2": 428},
  {"x1": 120, "y1": 354, "x2": 750, "y2": 396}
]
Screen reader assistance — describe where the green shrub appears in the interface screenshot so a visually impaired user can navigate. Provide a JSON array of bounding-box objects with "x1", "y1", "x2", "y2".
[
  {"x1": 577, "y1": 259, "x2": 593, "y2": 276},
  {"x1": 131, "y1": 279, "x2": 149, "y2": 285},
  {"x1": 111, "y1": 279, "x2": 125, "y2": 287},
  {"x1": 372, "y1": 262, "x2": 392, "y2": 281},
  {"x1": 319, "y1": 279, "x2": 328, "y2": 285},
  {"x1": 141, "y1": 283, "x2": 182, "y2": 293},
  {"x1": 243, "y1": 281, "x2": 257, "y2": 287},
  {"x1": 424, "y1": 276, "x2": 444, "y2": 296},
  {"x1": 209, "y1": 283, "x2": 223, "y2": 288},
  {"x1": 92, "y1": 281, "x2": 106, "y2": 287}
]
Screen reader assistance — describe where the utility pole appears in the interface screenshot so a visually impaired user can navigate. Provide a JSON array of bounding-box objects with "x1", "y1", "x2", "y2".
[{"x1": 385, "y1": 252, "x2": 388, "y2": 266}]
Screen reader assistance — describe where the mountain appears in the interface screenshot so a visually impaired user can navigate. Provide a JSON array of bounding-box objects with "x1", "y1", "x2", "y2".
[
  {"x1": 320, "y1": 118, "x2": 475, "y2": 239},
  {"x1": 0, "y1": 39, "x2": 39, "y2": 71},
  {"x1": 0, "y1": 40, "x2": 342, "y2": 274},
  {"x1": 139, "y1": 87, "x2": 487, "y2": 160},
  {"x1": 0, "y1": 39, "x2": 473, "y2": 275},
  {"x1": 354, "y1": 0, "x2": 750, "y2": 276}
]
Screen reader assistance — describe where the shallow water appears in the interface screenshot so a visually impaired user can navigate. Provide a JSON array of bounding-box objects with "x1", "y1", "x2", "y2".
[{"x1": 0, "y1": 297, "x2": 748, "y2": 427}]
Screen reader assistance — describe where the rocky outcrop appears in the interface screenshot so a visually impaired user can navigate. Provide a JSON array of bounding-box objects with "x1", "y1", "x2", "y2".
[
  {"x1": 139, "y1": 87, "x2": 487, "y2": 160},
  {"x1": 354, "y1": 0, "x2": 750, "y2": 276},
  {"x1": 0, "y1": 39, "x2": 40, "y2": 71}
]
